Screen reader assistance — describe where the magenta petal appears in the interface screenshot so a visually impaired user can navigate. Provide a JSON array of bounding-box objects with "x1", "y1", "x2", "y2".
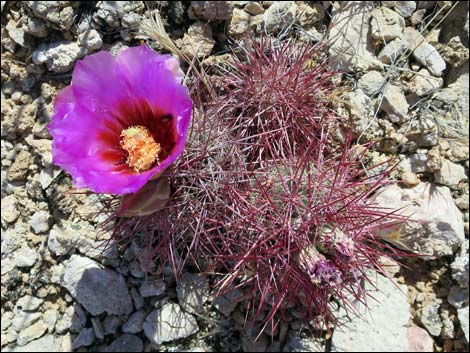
[{"x1": 49, "y1": 45, "x2": 192, "y2": 195}]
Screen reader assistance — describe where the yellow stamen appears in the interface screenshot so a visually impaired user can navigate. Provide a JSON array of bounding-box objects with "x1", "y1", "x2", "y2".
[{"x1": 120, "y1": 125, "x2": 161, "y2": 172}]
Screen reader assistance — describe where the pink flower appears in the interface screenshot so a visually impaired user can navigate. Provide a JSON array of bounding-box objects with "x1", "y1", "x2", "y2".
[{"x1": 49, "y1": 45, "x2": 192, "y2": 195}]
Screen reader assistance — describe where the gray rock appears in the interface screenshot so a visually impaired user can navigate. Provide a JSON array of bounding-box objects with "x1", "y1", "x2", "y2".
[
  {"x1": 28, "y1": 210, "x2": 51, "y2": 234},
  {"x1": 404, "y1": 27, "x2": 446, "y2": 76},
  {"x1": 373, "y1": 183, "x2": 465, "y2": 257},
  {"x1": 139, "y1": 278, "x2": 166, "y2": 298},
  {"x1": 15, "y1": 245, "x2": 37, "y2": 268},
  {"x1": 91, "y1": 317, "x2": 105, "y2": 340},
  {"x1": 25, "y1": 1, "x2": 75, "y2": 30},
  {"x1": 103, "y1": 315, "x2": 121, "y2": 335},
  {"x1": 61, "y1": 255, "x2": 133, "y2": 316},
  {"x1": 70, "y1": 304, "x2": 87, "y2": 333},
  {"x1": 32, "y1": 41, "x2": 87, "y2": 73},
  {"x1": 451, "y1": 240, "x2": 469, "y2": 288},
  {"x1": 244, "y1": 2, "x2": 265, "y2": 16},
  {"x1": 283, "y1": 331, "x2": 324, "y2": 352},
  {"x1": 263, "y1": 1, "x2": 297, "y2": 33},
  {"x1": 48, "y1": 223, "x2": 118, "y2": 260},
  {"x1": 94, "y1": 1, "x2": 144, "y2": 27},
  {"x1": 72, "y1": 328, "x2": 95, "y2": 349},
  {"x1": 104, "y1": 334, "x2": 143, "y2": 352},
  {"x1": 78, "y1": 29, "x2": 103, "y2": 51},
  {"x1": 176, "y1": 272, "x2": 210, "y2": 313},
  {"x1": 370, "y1": 7, "x2": 405, "y2": 41},
  {"x1": 130, "y1": 287, "x2": 144, "y2": 311},
  {"x1": 382, "y1": 84, "x2": 409, "y2": 123},
  {"x1": 3, "y1": 334, "x2": 63, "y2": 352},
  {"x1": 402, "y1": 116, "x2": 438, "y2": 147},
  {"x1": 143, "y1": 303, "x2": 199, "y2": 344},
  {"x1": 458, "y1": 307, "x2": 469, "y2": 343},
  {"x1": 188, "y1": 1, "x2": 233, "y2": 21},
  {"x1": 394, "y1": 1, "x2": 417, "y2": 17},
  {"x1": 15, "y1": 295, "x2": 43, "y2": 312},
  {"x1": 378, "y1": 38, "x2": 410, "y2": 64},
  {"x1": 329, "y1": 2, "x2": 380, "y2": 72},
  {"x1": 434, "y1": 159, "x2": 466, "y2": 187},
  {"x1": 1, "y1": 194, "x2": 19, "y2": 225},
  {"x1": 213, "y1": 288, "x2": 242, "y2": 316},
  {"x1": 357, "y1": 71, "x2": 385, "y2": 96},
  {"x1": 17, "y1": 320, "x2": 47, "y2": 346},
  {"x1": 419, "y1": 302, "x2": 442, "y2": 336},
  {"x1": 27, "y1": 17, "x2": 47, "y2": 37},
  {"x1": 122, "y1": 310, "x2": 146, "y2": 334},
  {"x1": 331, "y1": 273, "x2": 409, "y2": 352},
  {"x1": 399, "y1": 152, "x2": 429, "y2": 173},
  {"x1": 409, "y1": 68, "x2": 443, "y2": 96}
]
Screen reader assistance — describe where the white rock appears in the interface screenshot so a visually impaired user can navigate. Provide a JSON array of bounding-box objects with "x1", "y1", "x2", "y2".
[
  {"x1": 3, "y1": 334, "x2": 63, "y2": 352},
  {"x1": 6, "y1": 19, "x2": 25, "y2": 46},
  {"x1": 229, "y1": 8, "x2": 251, "y2": 36},
  {"x1": 1, "y1": 194, "x2": 19, "y2": 225},
  {"x1": 15, "y1": 296, "x2": 43, "y2": 312},
  {"x1": 434, "y1": 159, "x2": 466, "y2": 187},
  {"x1": 15, "y1": 245, "x2": 37, "y2": 268},
  {"x1": 357, "y1": 70, "x2": 384, "y2": 95},
  {"x1": 458, "y1": 307, "x2": 469, "y2": 343},
  {"x1": 409, "y1": 68, "x2": 443, "y2": 96},
  {"x1": 143, "y1": 303, "x2": 199, "y2": 344},
  {"x1": 382, "y1": 84, "x2": 409, "y2": 122},
  {"x1": 343, "y1": 89, "x2": 374, "y2": 135},
  {"x1": 12, "y1": 311, "x2": 41, "y2": 332},
  {"x1": 370, "y1": 7, "x2": 405, "y2": 41},
  {"x1": 328, "y1": 2, "x2": 380, "y2": 72},
  {"x1": 399, "y1": 152, "x2": 429, "y2": 173},
  {"x1": 17, "y1": 320, "x2": 47, "y2": 346},
  {"x1": 378, "y1": 38, "x2": 410, "y2": 64},
  {"x1": 28, "y1": 210, "x2": 51, "y2": 234},
  {"x1": 373, "y1": 182, "x2": 465, "y2": 257},
  {"x1": 176, "y1": 272, "x2": 210, "y2": 313},
  {"x1": 404, "y1": 27, "x2": 446, "y2": 76},
  {"x1": 331, "y1": 273, "x2": 409, "y2": 352},
  {"x1": 32, "y1": 41, "x2": 87, "y2": 73},
  {"x1": 43, "y1": 310, "x2": 57, "y2": 333},
  {"x1": 176, "y1": 22, "x2": 215, "y2": 58},
  {"x1": 78, "y1": 29, "x2": 103, "y2": 51},
  {"x1": 61, "y1": 255, "x2": 133, "y2": 316},
  {"x1": 263, "y1": 1, "x2": 297, "y2": 33}
]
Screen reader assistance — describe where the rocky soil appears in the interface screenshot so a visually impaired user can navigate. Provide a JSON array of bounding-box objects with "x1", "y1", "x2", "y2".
[{"x1": 1, "y1": 1, "x2": 469, "y2": 352}]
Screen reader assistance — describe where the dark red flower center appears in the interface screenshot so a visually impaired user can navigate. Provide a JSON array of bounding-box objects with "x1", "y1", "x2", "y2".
[{"x1": 97, "y1": 99, "x2": 178, "y2": 173}]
